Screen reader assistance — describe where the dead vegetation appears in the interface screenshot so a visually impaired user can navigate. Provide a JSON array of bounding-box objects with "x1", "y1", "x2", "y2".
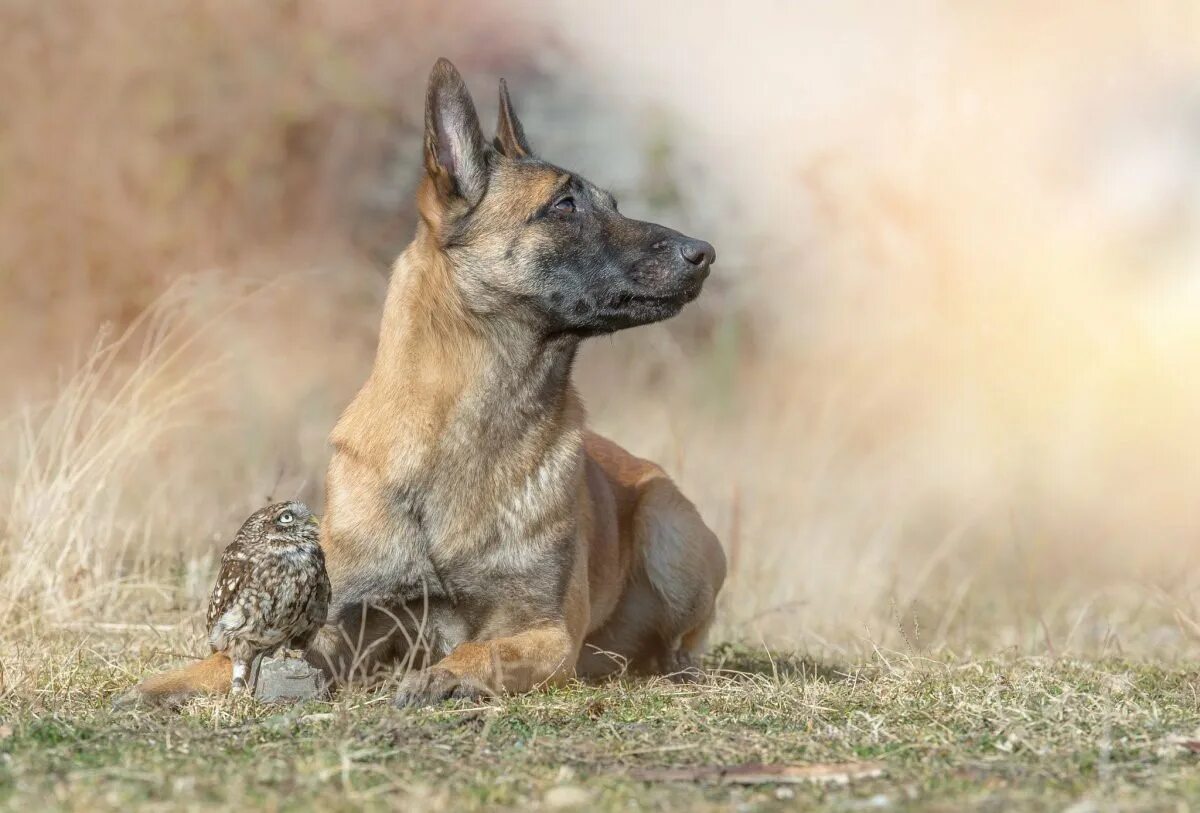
[
  {"x1": 3, "y1": 2, "x2": 1200, "y2": 809},
  {"x1": 3, "y1": 634, "x2": 1200, "y2": 811}
]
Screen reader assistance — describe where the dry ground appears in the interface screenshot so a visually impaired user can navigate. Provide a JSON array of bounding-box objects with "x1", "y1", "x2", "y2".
[
  {"x1": 5, "y1": 5, "x2": 1200, "y2": 812},
  {"x1": 2, "y1": 634, "x2": 1200, "y2": 812}
]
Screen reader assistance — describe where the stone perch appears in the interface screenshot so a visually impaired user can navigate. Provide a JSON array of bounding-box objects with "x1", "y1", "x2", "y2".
[{"x1": 250, "y1": 655, "x2": 328, "y2": 703}]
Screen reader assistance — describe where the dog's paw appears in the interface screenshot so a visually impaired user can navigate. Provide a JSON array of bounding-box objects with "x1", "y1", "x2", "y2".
[
  {"x1": 666, "y1": 665, "x2": 706, "y2": 684},
  {"x1": 664, "y1": 651, "x2": 707, "y2": 684},
  {"x1": 393, "y1": 667, "x2": 490, "y2": 708}
]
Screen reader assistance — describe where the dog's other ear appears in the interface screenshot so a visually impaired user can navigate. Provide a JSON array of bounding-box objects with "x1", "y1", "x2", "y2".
[
  {"x1": 424, "y1": 58, "x2": 489, "y2": 206},
  {"x1": 493, "y1": 78, "x2": 532, "y2": 159}
]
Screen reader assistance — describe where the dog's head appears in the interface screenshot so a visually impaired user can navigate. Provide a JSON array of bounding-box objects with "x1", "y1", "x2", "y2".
[{"x1": 416, "y1": 59, "x2": 714, "y2": 336}]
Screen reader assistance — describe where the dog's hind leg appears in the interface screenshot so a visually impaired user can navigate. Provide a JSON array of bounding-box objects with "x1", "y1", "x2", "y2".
[
  {"x1": 581, "y1": 472, "x2": 726, "y2": 680},
  {"x1": 636, "y1": 475, "x2": 725, "y2": 673}
]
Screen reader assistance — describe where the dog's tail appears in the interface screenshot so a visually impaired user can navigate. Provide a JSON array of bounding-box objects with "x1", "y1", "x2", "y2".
[{"x1": 113, "y1": 653, "x2": 232, "y2": 709}]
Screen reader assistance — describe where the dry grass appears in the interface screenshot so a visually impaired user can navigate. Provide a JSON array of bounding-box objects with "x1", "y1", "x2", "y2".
[
  {"x1": 3, "y1": 2, "x2": 1200, "y2": 809},
  {"x1": 2, "y1": 284, "x2": 214, "y2": 629},
  {"x1": 3, "y1": 634, "x2": 1200, "y2": 811},
  {"x1": 0, "y1": 275, "x2": 329, "y2": 632}
]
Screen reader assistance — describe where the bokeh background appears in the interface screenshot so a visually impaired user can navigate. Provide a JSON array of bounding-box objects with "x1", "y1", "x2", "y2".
[{"x1": 4, "y1": 0, "x2": 1200, "y2": 659}]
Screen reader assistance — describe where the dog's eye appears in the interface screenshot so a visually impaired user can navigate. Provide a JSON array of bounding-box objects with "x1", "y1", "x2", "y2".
[{"x1": 552, "y1": 196, "x2": 576, "y2": 214}]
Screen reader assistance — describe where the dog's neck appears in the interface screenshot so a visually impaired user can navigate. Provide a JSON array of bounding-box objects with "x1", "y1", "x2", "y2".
[{"x1": 354, "y1": 230, "x2": 583, "y2": 477}]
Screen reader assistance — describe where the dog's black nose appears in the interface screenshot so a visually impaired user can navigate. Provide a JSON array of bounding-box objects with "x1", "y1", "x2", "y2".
[{"x1": 679, "y1": 239, "x2": 716, "y2": 269}]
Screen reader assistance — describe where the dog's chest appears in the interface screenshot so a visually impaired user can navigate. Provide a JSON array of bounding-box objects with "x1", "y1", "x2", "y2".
[
  {"x1": 331, "y1": 422, "x2": 582, "y2": 635},
  {"x1": 375, "y1": 459, "x2": 578, "y2": 633},
  {"x1": 425, "y1": 433, "x2": 580, "y2": 549}
]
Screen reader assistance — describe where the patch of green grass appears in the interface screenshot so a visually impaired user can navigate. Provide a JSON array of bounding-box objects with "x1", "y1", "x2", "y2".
[{"x1": 1, "y1": 637, "x2": 1199, "y2": 811}]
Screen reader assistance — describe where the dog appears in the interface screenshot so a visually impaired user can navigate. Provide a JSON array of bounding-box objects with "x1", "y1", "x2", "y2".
[{"x1": 126, "y1": 58, "x2": 725, "y2": 707}]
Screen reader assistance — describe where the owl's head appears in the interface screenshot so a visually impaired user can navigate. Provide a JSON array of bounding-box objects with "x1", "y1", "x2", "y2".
[{"x1": 241, "y1": 500, "x2": 320, "y2": 546}]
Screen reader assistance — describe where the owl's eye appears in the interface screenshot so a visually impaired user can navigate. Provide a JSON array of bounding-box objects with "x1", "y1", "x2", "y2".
[{"x1": 278, "y1": 511, "x2": 295, "y2": 525}]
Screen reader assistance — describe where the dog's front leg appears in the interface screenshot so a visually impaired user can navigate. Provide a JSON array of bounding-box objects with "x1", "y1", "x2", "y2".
[
  {"x1": 394, "y1": 516, "x2": 592, "y2": 707},
  {"x1": 393, "y1": 621, "x2": 579, "y2": 707}
]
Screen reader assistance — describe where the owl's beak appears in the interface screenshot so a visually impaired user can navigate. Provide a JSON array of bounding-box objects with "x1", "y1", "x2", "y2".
[{"x1": 307, "y1": 515, "x2": 320, "y2": 528}]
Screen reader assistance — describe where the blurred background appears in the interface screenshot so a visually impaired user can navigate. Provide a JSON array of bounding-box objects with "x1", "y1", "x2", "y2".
[{"x1": 3, "y1": 0, "x2": 1200, "y2": 658}]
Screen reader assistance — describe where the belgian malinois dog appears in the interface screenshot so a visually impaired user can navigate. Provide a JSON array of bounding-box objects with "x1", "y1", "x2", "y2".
[{"x1": 127, "y1": 58, "x2": 725, "y2": 707}]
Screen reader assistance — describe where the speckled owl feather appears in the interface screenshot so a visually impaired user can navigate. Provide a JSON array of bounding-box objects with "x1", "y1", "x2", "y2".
[{"x1": 206, "y1": 501, "x2": 330, "y2": 692}]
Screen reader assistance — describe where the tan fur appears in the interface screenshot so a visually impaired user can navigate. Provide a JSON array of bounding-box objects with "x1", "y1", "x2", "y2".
[
  {"x1": 114, "y1": 653, "x2": 232, "y2": 709},
  {"x1": 123, "y1": 60, "x2": 725, "y2": 707}
]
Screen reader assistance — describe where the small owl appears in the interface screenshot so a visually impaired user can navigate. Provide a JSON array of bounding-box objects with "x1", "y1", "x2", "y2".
[{"x1": 207, "y1": 501, "x2": 331, "y2": 693}]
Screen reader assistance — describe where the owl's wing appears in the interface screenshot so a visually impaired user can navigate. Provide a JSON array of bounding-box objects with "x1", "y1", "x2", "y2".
[
  {"x1": 306, "y1": 552, "x2": 332, "y2": 629},
  {"x1": 205, "y1": 542, "x2": 253, "y2": 641}
]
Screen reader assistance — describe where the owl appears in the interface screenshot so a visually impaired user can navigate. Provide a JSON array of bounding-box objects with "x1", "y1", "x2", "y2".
[{"x1": 206, "y1": 501, "x2": 331, "y2": 693}]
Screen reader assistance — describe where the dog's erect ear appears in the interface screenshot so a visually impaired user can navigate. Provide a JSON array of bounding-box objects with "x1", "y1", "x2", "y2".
[
  {"x1": 493, "y1": 79, "x2": 532, "y2": 159},
  {"x1": 424, "y1": 58, "x2": 489, "y2": 206}
]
